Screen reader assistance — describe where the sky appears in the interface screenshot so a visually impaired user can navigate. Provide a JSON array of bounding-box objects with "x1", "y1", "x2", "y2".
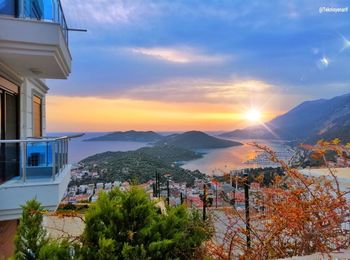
[{"x1": 47, "y1": 0, "x2": 350, "y2": 132}]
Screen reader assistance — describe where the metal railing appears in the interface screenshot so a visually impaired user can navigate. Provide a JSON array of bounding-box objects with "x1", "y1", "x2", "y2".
[
  {"x1": 0, "y1": 135, "x2": 78, "y2": 183},
  {"x1": 0, "y1": 0, "x2": 69, "y2": 44}
]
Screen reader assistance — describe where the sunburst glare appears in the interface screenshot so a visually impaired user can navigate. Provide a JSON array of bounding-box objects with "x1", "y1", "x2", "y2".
[{"x1": 244, "y1": 108, "x2": 262, "y2": 122}]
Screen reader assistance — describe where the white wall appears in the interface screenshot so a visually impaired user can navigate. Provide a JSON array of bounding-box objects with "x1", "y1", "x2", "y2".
[
  {"x1": 0, "y1": 61, "x2": 48, "y2": 139},
  {"x1": 0, "y1": 165, "x2": 71, "y2": 221},
  {"x1": 21, "y1": 78, "x2": 48, "y2": 138}
]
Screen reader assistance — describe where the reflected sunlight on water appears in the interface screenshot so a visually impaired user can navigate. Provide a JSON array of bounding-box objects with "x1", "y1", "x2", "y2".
[{"x1": 181, "y1": 140, "x2": 276, "y2": 175}]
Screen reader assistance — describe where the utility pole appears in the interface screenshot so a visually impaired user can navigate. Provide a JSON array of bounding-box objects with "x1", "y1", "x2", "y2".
[
  {"x1": 215, "y1": 183, "x2": 218, "y2": 208},
  {"x1": 153, "y1": 183, "x2": 156, "y2": 197},
  {"x1": 232, "y1": 174, "x2": 235, "y2": 207},
  {"x1": 203, "y1": 184, "x2": 207, "y2": 221},
  {"x1": 166, "y1": 179, "x2": 170, "y2": 206},
  {"x1": 157, "y1": 172, "x2": 161, "y2": 198},
  {"x1": 154, "y1": 172, "x2": 158, "y2": 197},
  {"x1": 155, "y1": 172, "x2": 161, "y2": 198},
  {"x1": 243, "y1": 173, "x2": 251, "y2": 249}
]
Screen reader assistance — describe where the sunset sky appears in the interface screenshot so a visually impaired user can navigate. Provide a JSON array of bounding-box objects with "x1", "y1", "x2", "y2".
[{"x1": 47, "y1": 0, "x2": 350, "y2": 132}]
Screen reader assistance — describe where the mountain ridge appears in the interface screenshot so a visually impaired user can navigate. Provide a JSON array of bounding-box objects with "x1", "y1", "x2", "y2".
[{"x1": 221, "y1": 92, "x2": 350, "y2": 143}]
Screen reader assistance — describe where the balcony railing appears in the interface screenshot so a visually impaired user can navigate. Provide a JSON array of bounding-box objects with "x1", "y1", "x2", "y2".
[
  {"x1": 0, "y1": 136, "x2": 78, "y2": 184},
  {"x1": 0, "y1": 0, "x2": 69, "y2": 44}
]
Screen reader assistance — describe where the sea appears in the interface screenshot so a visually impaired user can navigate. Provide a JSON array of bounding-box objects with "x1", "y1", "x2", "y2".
[{"x1": 50, "y1": 132, "x2": 290, "y2": 175}]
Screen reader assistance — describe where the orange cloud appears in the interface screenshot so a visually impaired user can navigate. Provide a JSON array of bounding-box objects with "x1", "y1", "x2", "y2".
[{"x1": 46, "y1": 95, "x2": 279, "y2": 132}]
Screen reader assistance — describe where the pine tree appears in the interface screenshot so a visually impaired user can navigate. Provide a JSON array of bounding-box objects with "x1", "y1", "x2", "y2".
[
  {"x1": 38, "y1": 239, "x2": 75, "y2": 260},
  {"x1": 14, "y1": 199, "x2": 47, "y2": 260},
  {"x1": 81, "y1": 187, "x2": 211, "y2": 259}
]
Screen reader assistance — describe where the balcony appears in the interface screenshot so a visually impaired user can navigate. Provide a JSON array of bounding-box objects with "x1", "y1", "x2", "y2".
[
  {"x1": 0, "y1": 136, "x2": 74, "y2": 221},
  {"x1": 0, "y1": 0, "x2": 71, "y2": 79}
]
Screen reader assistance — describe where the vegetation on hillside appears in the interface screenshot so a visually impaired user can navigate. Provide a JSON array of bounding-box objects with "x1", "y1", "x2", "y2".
[
  {"x1": 155, "y1": 131, "x2": 242, "y2": 149},
  {"x1": 76, "y1": 144, "x2": 205, "y2": 186}
]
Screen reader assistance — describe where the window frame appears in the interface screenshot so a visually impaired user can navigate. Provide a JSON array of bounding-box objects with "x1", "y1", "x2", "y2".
[{"x1": 32, "y1": 94, "x2": 43, "y2": 138}]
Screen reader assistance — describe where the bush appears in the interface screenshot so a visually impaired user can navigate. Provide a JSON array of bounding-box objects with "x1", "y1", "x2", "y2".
[{"x1": 81, "y1": 187, "x2": 211, "y2": 259}]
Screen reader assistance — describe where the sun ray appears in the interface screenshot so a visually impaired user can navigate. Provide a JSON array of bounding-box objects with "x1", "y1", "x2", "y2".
[{"x1": 245, "y1": 108, "x2": 262, "y2": 122}]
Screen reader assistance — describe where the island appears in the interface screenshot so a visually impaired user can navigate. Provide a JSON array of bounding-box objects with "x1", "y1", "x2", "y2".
[
  {"x1": 73, "y1": 144, "x2": 206, "y2": 186},
  {"x1": 156, "y1": 130, "x2": 242, "y2": 149},
  {"x1": 84, "y1": 130, "x2": 163, "y2": 142}
]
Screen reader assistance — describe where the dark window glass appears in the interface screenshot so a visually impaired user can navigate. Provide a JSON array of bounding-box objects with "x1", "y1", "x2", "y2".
[
  {"x1": 5, "y1": 93, "x2": 17, "y2": 139},
  {"x1": 0, "y1": 91, "x2": 19, "y2": 183}
]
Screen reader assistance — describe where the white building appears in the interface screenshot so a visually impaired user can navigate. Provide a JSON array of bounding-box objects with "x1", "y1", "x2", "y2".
[
  {"x1": 78, "y1": 184, "x2": 88, "y2": 194},
  {"x1": 0, "y1": 1, "x2": 73, "y2": 257},
  {"x1": 105, "y1": 182, "x2": 112, "y2": 190},
  {"x1": 96, "y1": 182, "x2": 104, "y2": 190}
]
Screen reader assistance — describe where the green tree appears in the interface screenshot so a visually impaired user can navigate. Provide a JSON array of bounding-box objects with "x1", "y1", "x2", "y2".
[
  {"x1": 81, "y1": 187, "x2": 211, "y2": 259},
  {"x1": 14, "y1": 199, "x2": 47, "y2": 260},
  {"x1": 38, "y1": 239, "x2": 76, "y2": 260}
]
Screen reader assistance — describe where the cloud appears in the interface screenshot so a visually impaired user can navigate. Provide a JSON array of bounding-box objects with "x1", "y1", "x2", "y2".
[
  {"x1": 118, "y1": 79, "x2": 277, "y2": 104},
  {"x1": 128, "y1": 47, "x2": 227, "y2": 63},
  {"x1": 46, "y1": 95, "x2": 257, "y2": 132},
  {"x1": 52, "y1": 0, "x2": 350, "y2": 121}
]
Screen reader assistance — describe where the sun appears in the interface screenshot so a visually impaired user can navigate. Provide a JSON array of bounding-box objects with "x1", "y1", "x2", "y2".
[{"x1": 244, "y1": 108, "x2": 262, "y2": 122}]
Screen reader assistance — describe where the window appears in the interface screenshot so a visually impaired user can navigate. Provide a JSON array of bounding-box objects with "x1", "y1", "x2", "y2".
[
  {"x1": 33, "y1": 95, "x2": 42, "y2": 137},
  {"x1": 0, "y1": 77, "x2": 19, "y2": 183}
]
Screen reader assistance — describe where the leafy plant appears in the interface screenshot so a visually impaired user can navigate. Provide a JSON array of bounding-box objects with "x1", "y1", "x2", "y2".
[{"x1": 206, "y1": 140, "x2": 350, "y2": 259}]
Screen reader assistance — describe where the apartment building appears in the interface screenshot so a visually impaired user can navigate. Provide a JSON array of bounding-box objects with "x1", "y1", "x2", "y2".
[{"x1": 0, "y1": 0, "x2": 72, "y2": 257}]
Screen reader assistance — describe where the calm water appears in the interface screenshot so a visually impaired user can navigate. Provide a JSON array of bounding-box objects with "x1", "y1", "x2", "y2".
[
  {"x1": 181, "y1": 143, "x2": 257, "y2": 175},
  {"x1": 51, "y1": 132, "x2": 150, "y2": 163},
  {"x1": 52, "y1": 132, "x2": 278, "y2": 174},
  {"x1": 181, "y1": 139, "x2": 283, "y2": 175}
]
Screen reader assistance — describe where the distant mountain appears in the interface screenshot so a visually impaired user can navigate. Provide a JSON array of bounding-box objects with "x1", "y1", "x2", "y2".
[
  {"x1": 221, "y1": 93, "x2": 350, "y2": 143},
  {"x1": 85, "y1": 130, "x2": 163, "y2": 142},
  {"x1": 156, "y1": 131, "x2": 242, "y2": 149}
]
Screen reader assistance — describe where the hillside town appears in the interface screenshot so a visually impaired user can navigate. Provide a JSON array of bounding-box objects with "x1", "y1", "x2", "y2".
[{"x1": 63, "y1": 164, "x2": 264, "y2": 210}]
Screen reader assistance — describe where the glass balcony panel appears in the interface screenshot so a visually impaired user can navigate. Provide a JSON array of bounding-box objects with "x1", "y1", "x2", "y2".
[
  {"x1": 0, "y1": 0, "x2": 16, "y2": 15},
  {"x1": 0, "y1": 136, "x2": 76, "y2": 183},
  {"x1": 26, "y1": 141, "x2": 51, "y2": 178},
  {"x1": 1, "y1": 0, "x2": 68, "y2": 44}
]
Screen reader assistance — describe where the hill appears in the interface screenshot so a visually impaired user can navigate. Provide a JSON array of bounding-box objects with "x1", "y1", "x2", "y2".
[
  {"x1": 137, "y1": 144, "x2": 203, "y2": 163},
  {"x1": 84, "y1": 130, "x2": 163, "y2": 142},
  {"x1": 221, "y1": 93, "x2": 350, "y2": 143},
  {"x1": 156, "y1": 131, "x2": 242, "y2": 149},
  {"x1": 75, "y1": 144, "x2": 205, "y2": 186}
]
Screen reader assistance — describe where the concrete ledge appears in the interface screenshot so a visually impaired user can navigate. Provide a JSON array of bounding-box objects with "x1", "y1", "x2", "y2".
[
  {"x1": 0, "y1": 16, "x2": 71, "y2": 79},
  {"x1": 0, "y1": 165, "x2": 71, "y2": 221}
]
